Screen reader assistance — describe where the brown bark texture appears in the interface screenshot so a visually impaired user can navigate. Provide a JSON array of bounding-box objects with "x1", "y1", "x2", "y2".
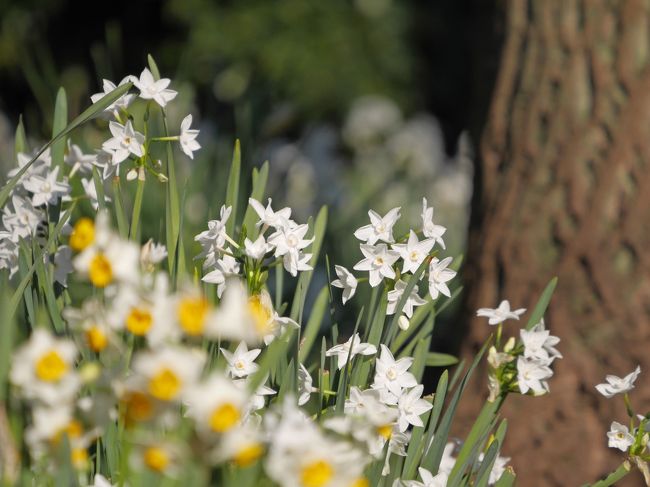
[{"x1": 460, "y1": 0, "x2": 650, "y2": 485}]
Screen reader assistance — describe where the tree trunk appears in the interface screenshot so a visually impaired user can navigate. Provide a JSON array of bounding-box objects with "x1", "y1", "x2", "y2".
[{"x1": 461, "y1": 1, "x2": 650, "y2": 485}]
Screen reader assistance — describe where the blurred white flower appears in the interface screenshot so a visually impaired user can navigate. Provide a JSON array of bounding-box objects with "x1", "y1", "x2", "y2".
[
  {"x1": 596, "y1": 366, "x2": 641, "y2": 398},
  {"x1": 476, "y1": 300, "x2": 525, "y2": 325},
  {"x1": 428, "y1": 257, "x2": 456, "y2": 299},
  {"x1": 516, "y1": 357, "x2": 553, "y2": 395},
  {"x1": 102, "y1": 121, "x2": 145, "y2": 164},
  {"x1": 133, "y1": 67, "x2": 177, "y2": 107},
  {"x1": 179, "y1": 115, "x2": 201, "y2": 159},
  {"x1": 22, "y1": 166, "x2": 70, "y2": 207},
  {"x1": 354, "y1": 207, "x2": 401, "y2": 244},
  {"x1": 392, "y1": 230, "x2": 435, "y2": 274},
  {"x1": 331, "y1": 265, "x2": 358, "y2": 305},
  {"x1": 421, "y1": 198, "x2": 447, "y2": 249},
  {"x1": 354, "y1": 243, "x2": 400, "y2": 287},
  {"x1": 220, "y1": 342, "x2": 261, "y2": 378},
  {"x1": 387, "y1": 280, "x2": 427, "y2": 319},
  {"x1": 326, "y1": 333, "x2": 377, "y2": 370}
]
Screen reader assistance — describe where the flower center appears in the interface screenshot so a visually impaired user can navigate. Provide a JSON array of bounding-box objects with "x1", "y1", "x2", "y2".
[
  {"x1": 248, "y1": 295, "x2": 273, "y2": 334},
  {"x1": 89, "y1": 253, "x2": 113, "y2": 287},
  {"x1": 234, "y1": 360, "x2": 245, "y2": 370},
  {"x1": 71, "y1": 448, "x2": 88, "y2": 468},
  {"x1": 300, "y1": 460, "x2": 333, "y2": 487},
  {"x1": 177, "y1": 297, "x2": 209, "y2": 336},
  {"x1": 85, "y1": 325, "x2": 108, "y2": 352},
  {"x1": 123, "y1": 391, "x2": 154, "y2": 424},
  {"x1": 386, "y1": 367, "x2": 397, "y2": 380},
  {"x1": 375, "y1": 223, "x2": 386, "y2": 234},
  {"x1": 232, "y1": 443, "x2": 264, "y2": 467},
  {"x1": 148, "y1": 368, "x2": 181, "y2": 401},
  {"x1": 143, "y1": 446, "x2": 169, "y2": 472},
  {"x1": 409, "y1": 250, "x2": 420, "y2": 262},
  {"x1": 42, "y1": 182, "x2": 51, "y2": 193},
  {"x1": 35, "y1": 350, "x2": 67, "y2": 382},
  {"x1": 351, "y1": 479, "x2": 370, "y2": 487},
  {"x1": 374, "y1": 257, "x2": 384, "y2": 266},
  {"x1": 69, "y1": 218, "x2": 95, "y2": 251},
  {"x1": 287, "y1": 234, "x2": 299, "y2": 247},
  {"x1": 126, "y1": 307, "x2": 153, "y2": 335},
  {"x1": 377, "y1": 424, "x2": 393, "y2": 440},
  {"x1": 209, "y1": 402, "x2": 241, "y2": 433}
]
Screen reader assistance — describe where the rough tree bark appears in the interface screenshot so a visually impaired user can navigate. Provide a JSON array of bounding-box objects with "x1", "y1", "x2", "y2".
[{"x1": 461, "y1": 1, "x2": 650, "y2": 485}]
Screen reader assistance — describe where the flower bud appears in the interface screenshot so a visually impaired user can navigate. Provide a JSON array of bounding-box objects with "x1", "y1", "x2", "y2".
[{"x1": 398, "y1": 315, "x2": 410, "y2": 331}]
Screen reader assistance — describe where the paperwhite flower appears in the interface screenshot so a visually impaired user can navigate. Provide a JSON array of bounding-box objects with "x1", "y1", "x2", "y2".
[
  {"x1": 9, "y1": 328, "x2": 80, "y2": 405},
  {"x1": 520, "y1": 320, "x2": 562, "y2": 363},
  {"x1": 89, "y1": 474, "x2": 116, "y2": 487},
  {"x1": 421, "y1": 198, "x2": 447, "y2": 249},
  {"x1": 326, "y1": 333, "x2": 377, "y2": 370},
  {"x1": 133, "y1": 67, "x2": 177, "y2": 107},
  {"x1": 402, "y1": 467, "x2": 448, "y2": 487},
  {"x1": 396, "y1": 385, "x2": 432, "y2": 432},
  {"x1": 140, "y1": 239, "x2": 168, "y2": 271},
  {"x1": 244, "y1": 235, "x2": 269, "y2": 260},
  {"x1": 372, "y1": 345, "x2": 418, "y2": 402},
  {"x1": 354, "y1": 243, "x2": 400, "y2": 287},
  {"x1": 516, "y1": 357, "x2": 553, "y2": 395},
  {"x1": 220, "y1": 342, "x2": 261, "y2": 378},
  {"x1": 210, "y1": 423, "x2": 264, "y2": 467},
  {"x1": 185, "y1": 373, "x2": 248, "y2": 434},
  {"x1": 65, "y1": 141, "x2": 96, "y2": 176},
  {"x1": 298, "y1": 364, "x2": 317, "y2": 406},
  {"x1": 132, "y1": 346, "x2": 206, "y2": 403},
  {"x1": 2, "y1": 195, "x2": 43, "y2": 241},
  {"x1": 195, "y1": 205, "x2": 233, "y2": 268},
  {"x1": 179, "y1": 115, "x2": 201, "y2": 159},
  {"x1": 102, "y1": 121, "x2": 145, "y2": 164},
  {"x1": 248, "y1": 198, "x2": 292, "y2": 229},
  {"x1": 331, "y1": 265, "x2": 358, "y2": 305},
  {"x1": 268, "y1": 223, "x2": 313, "y2": 257},
  {"x1": 387, "y1": 280, "x2": 427, "y2": 318},
  {"x1": 282, "y1": 249, "x2": 313, "y2": 277},
  {"x1": 478, "y1": 451, "x2": 511, "y2": 485},
  {"x1": 354, "y1": 207, "x2": 401, "y2": 244},
  {"x1": 476, "y1": 300, "x2": 526, "y2": 325},
  {"x1": 22, "y1": 166, "x2": 70, "y2": 207},
  {"x1": 607, "y1": 421, "x2": 634, "y2": 452},
  {"x1": 428, "y1": 256, "x2": 456, "y2": 299},
  {"x1": 202, "y1": 254, "x2": 241, "y2": 297},
  {"x1": 392, "y1": 230, "x2": 435, "y2": 274},
  {"x1": 596, "y1": 366, "x2": 641, "y2": 398},
  {"x1": 90, "y1": 76, "x2": 135, "y2": 116}
]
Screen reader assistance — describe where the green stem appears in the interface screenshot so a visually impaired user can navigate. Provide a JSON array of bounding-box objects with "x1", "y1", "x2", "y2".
[
  {"x1": 589, "y1": 461, "x2": 631, "y2": 487},
  {"x1": 129, "y1": 169, "x2": 145, "y2": 241},
  {"x1": 150, "y1": 136, "x2": 179, "y2": 142}
]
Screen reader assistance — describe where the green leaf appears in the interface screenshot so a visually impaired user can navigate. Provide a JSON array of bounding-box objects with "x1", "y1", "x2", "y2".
[
  {"x1": 0, "y1": 82, "x2": 133, "y2": 208},
  {"x1": 92, "y1": 166, "x2": 107, "y2": 212},
  {"x1": 473, "y1": 438, "x2": 502, "y2": 487},
  {"x1": 129, "y1": 176, "x2": 145, "y2": 240},
  {"x1": 241, "y1": 161, "x2": 269, "y2": 240},
  {"x1": 526, "y1": 277, "x2": 557, "y2": 330},
  {"x1": 0, "y1": 273, "x2": 15, "y2": 401},
  {"x1": 425, "y1": 352, "x2": 459, "y2": 367},
  {"x1": 147, "y1": 54, "x2": 161, "y2": 79},
  {"x1": 289, "y1": 206, "x2": 327, "y2": 321},
  {"x1": 299, "y1": 286, "x2": 329, "y2": 363},
  {"x1": 493, "y1": 468, "x2": 516, "y2": 487},
  {"x1": 14, "y1": 115, "x2": 27, "y2": 157},
  {"x1": 225, "y1": 139, "x2": 241, "y2": 237},
  {"x1": 112, "y1": 177, "x2": 128, "y2": 238},
  {"x1": 51, "y1": 87, "x2": 68, "y2": 171},
  {"x1": 32, "y1": 241, "x2": 64, "y2": 333}
]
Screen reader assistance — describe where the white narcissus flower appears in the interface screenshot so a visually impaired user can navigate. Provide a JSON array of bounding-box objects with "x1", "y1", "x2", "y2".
[
  {"x1": 220, "y1": 342, "x2": 261, "y2": 378},
  {"x1": 102, "y1": 121, "x2": 145, "y2": 164},
  {"x1": 476, "y1": 300, "x2": 526, "y2": 325},
  {"x1": 428, "y1": 256, "x2": 456, "y2": 299},
  {"x1": 421, "y1": 198, "x2": 447, "y2": 249},
  {"x1": 516, "y1": 357, "x2": 553, "y2": 395},
  {"x1": 9, "y1": 328, "x2": 80, "y2": 405},
  {"x1": 132, "y1": 346, "x2": 206, "y2": 403},
  {"x1": 391, "y1": 230, "x2": 435, "y2": 274},
  {"x1": 298, "y1": 364, "x2": 318, "y2": 406},
  {"x1": 244, "y1": 235, "x2": 269, "y2": 260},
  {"x1": 387, "y1": 279, "x2": 427, "y2": 318},
  {"x1": 268, "y1": 223, "x2": 313, "y2": 258},
  {"x1": 210, "y1": 423, "x2": 265, "y2": 467},
  {"x1": 22, "y1": 166, "x2": 71, "y2": 207},
  {"x1": 133, "y1": 68, "x2": 178, "y2": 107},
  {"x1": 354, "y1": 207, "x2": 401, "y2": 244},
  {"x1": 248, "y1": 198, "x2": 292, "y2": 229},
  {"x1": 140, "y1": 239, "x2": 168, "y2": 271},
  {"x1": 396, "y1": 385, "x2": 433, "y2": 432},
  {"x1": 195, "y1": 205, "x2": 232, "y2": 267},
  {"x1": 520, "y1": 320, "x2": 562, "y2": 363},
  {"x1": 90, "y1": 76, "x2": 135, "y2": 116},
  {"x1": 3, "y1": 195, "x2": 43, "y2": 241},
  {"x1": 326, "y1": 333, "x2": 377, "y2": 370},
  {"x1": 331, "y1": 265, "x2": 358, "y2": 305},
  {"x1": 185, "y1": 373, "x2": 248, "y2": 435},
  {"x1": 478, "y1": 451, "x2": 511, "y2": 485},
  {"x1": 202, "y1": 254, "x2": 241, "y2": 297},
  {"x1": 607, "y1": 421, "x2": 634, "y2": 452},
  {"x1": 79, "y1": 178, "x2": 111, "y2": 210},
  {"x1": 65, "y1": 141, "x2": 96, "y2": 176},
  {"x1": 372, "y1": 345, "x2": 418, "y2": 403},
  {"x1": 179, "y1": 115, "x2": 201, "y2": 159},
  {"x1": 354, "y1": 243, "x2": 400, "y2": 287},
  {"x1": 281, "y1": 249, "x2": 313, "y2": 277},
  {"x1": 595, "y1": 365, "x2": 641, "y2": 398},
  {"x1": 402, "y1": 467, "x2": 448, "y2": 487}
]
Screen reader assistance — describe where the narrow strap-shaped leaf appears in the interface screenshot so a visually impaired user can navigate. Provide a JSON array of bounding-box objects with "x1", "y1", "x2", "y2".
[
  {"x1": 473, "y1": 437, "x2": 502, "y2": 487},
  {"x1": 225, "y1": 139, "x2": 241, "y2": 236},
  {"x1": 0, "y1": 82, "x2": 133, "y2": 208},
  {"x1": 0, "y1": 273, "x2": 15, "y2": 401},
  {"x1": 92, "y1": 166, "x2": 107, "y2": 212},
  {"x1": 425, "y1": 352, "x2": 459, "y2": 367},
  {"x1": 241, "y1": 161, "x2": 269, "y2": 240},
  {"x1": 51, "y1": 87, "x2": 68, "y2": 172},
  {"x1": 526, "y1": 277, "x2": 558, "y2": 329},
  {"x1": 493, "y1": 468, "x2": 516, "y2": 487},
  {"x1": 14, "y1": 115, "x2": 27, "y2": 157},
  {"x1": 299, "y1": 286, "x2": 329, "y2": 363}
]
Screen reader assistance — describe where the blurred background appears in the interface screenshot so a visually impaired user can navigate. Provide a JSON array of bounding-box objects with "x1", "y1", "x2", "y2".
[{"x1": 1, "y1": 1, "x2": 649, "y2": 485}]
